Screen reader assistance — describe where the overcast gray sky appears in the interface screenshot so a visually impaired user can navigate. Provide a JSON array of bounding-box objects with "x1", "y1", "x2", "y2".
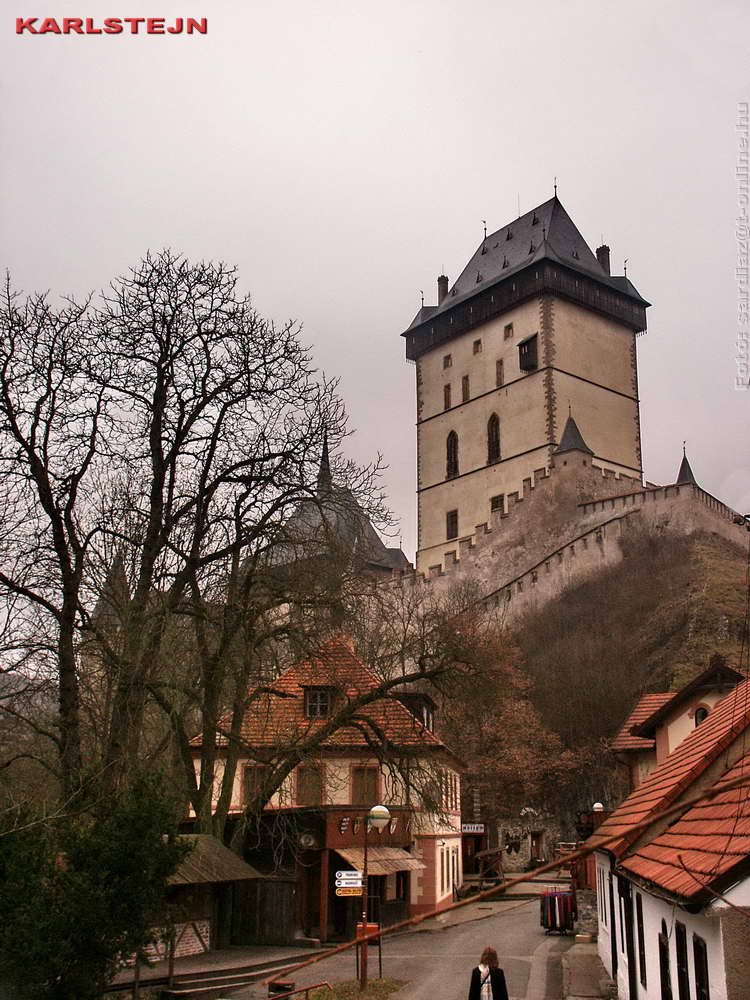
[{"x1": 3, "y1": 0, "x2": 749, "y2": 557}]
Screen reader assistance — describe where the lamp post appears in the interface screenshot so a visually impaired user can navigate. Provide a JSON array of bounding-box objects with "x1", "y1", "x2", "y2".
[{"x1": 360, "y1": 803, "x2": 390, "y2": 992}]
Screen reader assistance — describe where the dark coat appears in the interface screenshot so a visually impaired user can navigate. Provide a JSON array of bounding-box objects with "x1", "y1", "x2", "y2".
[{"x1": 468, "y1": 966, "x2": 509, "y2": 1000}]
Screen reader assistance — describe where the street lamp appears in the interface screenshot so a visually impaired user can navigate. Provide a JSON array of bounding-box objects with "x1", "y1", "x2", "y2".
[{"x1": 360, "y1": 803, "x2": 390, "y2": 992}]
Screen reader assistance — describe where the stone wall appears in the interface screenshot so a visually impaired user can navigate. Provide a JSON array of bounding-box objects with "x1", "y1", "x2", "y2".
[{"x1": 392, "y1": 455, "x2": 747, "y2": 623}]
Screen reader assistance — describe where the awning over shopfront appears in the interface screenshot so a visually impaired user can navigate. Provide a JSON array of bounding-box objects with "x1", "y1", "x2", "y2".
[{"x1": 335, "y1": 847, "x2": 425, "y2": 875}]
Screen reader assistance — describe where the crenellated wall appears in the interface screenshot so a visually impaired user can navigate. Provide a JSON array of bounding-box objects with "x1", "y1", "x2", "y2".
[{"x1": 391, "y1": 453, "x2": 748, "y2": 622}]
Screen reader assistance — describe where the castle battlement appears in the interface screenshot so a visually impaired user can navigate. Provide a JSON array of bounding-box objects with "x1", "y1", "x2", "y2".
[{"x1": 390, "y1": 453, "x2": 747, "y2": 622}]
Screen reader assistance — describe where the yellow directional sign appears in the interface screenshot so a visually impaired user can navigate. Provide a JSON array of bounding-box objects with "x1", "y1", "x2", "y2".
[{"x1": 335, "y1": 887, "x2": 363, "y2": 897}]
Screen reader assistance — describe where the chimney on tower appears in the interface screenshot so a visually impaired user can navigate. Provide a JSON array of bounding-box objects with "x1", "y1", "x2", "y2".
[
  {"x1": 596, "y1": 245, "x2": 611, "y2": 275},
  {"x1": 437, "y1": 274, "x2": 449, "y2": 304}
]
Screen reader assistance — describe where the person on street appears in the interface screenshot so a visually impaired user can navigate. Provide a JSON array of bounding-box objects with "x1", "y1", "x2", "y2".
[{"x1": 468, "y1": 946, "x2": 509, "y2": 1000}]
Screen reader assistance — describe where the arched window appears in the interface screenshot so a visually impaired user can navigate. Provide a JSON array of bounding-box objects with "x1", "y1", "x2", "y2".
[
  {"x1": 694, "y1": 706, "x2": 709, "y2": 726},
  {"x1": 487, "y1": 413, "x2": 501, "y2": 464},
  {"x1": 446, "y1": 431, "x2": 459, "y2": 479}
]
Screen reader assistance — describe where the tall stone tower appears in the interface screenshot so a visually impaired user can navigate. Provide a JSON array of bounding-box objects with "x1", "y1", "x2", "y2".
[{"x1": 402, "y1": 196, "x2": 649, "y2": 572}]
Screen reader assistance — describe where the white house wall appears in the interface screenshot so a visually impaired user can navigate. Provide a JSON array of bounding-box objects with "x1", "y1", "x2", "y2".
[{"x1": 595, "y1": 853, "x2": 729, "y2": 1000}]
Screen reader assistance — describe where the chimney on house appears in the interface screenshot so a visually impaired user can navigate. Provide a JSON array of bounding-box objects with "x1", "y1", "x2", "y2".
[
  {"x1": 596, "y1": 244, "x2": 611, "y2": 275},
  {"x1": 437, "y1": 274, "x2": 449, "y2": 304}
]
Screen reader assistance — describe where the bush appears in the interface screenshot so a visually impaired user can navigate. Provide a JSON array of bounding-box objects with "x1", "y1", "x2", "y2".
[{"x1": 0, "y1": 775, "x2": 188, "y2": 1000}]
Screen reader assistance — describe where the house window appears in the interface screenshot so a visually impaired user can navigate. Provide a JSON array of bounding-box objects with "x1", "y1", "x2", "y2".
[
  {"x1": 694, "y1": 706, "x2": 709, "y2": 726},
  {"x1": 297, "y1": 764, "x2": 324, "y2": 806},
  {"x1": 443, "y1": 353, "x2": 452, "y2": 369},
  {"x1": 518, "y1": 334, "x2": 539, "y2": 372},
  {"x1": 693, "y1": 934, "x2": 710, "y2": 1000},
  {"x1": 636, "y1": 893, "x2": 647, "y2": 988},
  {"x1": 473, "y1": 339, "x2": 482, "y2": 354},
  {"x1": 461, "y1": 375, "x2": 470, "y2": 402},
  {"x1": 490, "y1": 494, "x2": 504, "y2": 514},
  {"x1": 304, "y1": 687, "x2": 332, "y2": 719},
  {"x1": 496, "y1": 359, "x2": 504, "y2": 386},
  {"x1": 352, "y1": 765, "x2": 379, "y2": 805},
  {"x1": 675, "y1": 922, "x2": 689, "y2": 1000},
  {"x1": 443, "y1": 384, "x2": 451, "y2": 410},
  {"x1": 243, "y1": 765, "x2": 271, "y2": 807},
  {"x1": 487, "y1": 413, "x2": 501, "y2": 464},
  {"x1": 658, "y1": 920, "x2": 673, "y2": 1000},
  {"x1": 446, "y1": 509, "x2": 458, "y2": 540},
  {"x1": 446, "y1": 431, "x2": 459, "y2": 479},
  {"x1": 504, "y1": 323, "x2": 514, "y2": 340}
]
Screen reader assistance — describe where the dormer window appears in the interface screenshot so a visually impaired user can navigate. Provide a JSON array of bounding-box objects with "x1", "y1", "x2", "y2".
[
  {"x1": 518, "y1": 334, "x2": 539, "y2": 372},
  {"x1": 694, "y1": 706, "x2": 709, "y2": 726},
  {"x1": 304, "y1": 687, "x2": 332, "y2": 719}
]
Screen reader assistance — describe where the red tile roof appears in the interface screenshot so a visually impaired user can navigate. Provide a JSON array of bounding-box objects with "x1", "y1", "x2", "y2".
[
  {"x1": 588, "y1": 678, "x2": 750, "y2": 860},
  {"x1": 191, "y1": 637, "x2": 454, "y2": 758},
  {"x1": 610, "y1": 693, "x2": 672, "y2": 752},
  {"x1": 631, "y1": 663, "x2": 744, "y2": 739},
  {"x1": 620, "y1": 749, "x2": 750, "y2": 899}
]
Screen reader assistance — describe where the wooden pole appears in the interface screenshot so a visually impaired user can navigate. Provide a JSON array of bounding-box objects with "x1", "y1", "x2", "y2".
[{"x1": 132, "y1": 957, "x2": 140, "y2": 1000}]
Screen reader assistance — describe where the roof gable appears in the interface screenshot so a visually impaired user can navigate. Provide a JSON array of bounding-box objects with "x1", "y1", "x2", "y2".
[
  {"x1": 588, "y1": 677, "x2": 750, "y2": 858},
  {"x1": 610, "y1": 692, "x2": 672, "y2": 752},
  {"x1": 632, "y1": 662, "x2": 744, "y2": 739}
]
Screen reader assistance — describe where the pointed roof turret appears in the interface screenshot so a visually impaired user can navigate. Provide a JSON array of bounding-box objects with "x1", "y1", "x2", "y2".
[
  {"x1": 317, "y1": 428, "x2": 332, "y2": 496},
  {"x1": 676, "y1": 445, "x2": 697, "y2": 486},
  {"x1": 553, "y1": 414, "x2": 594, "y2": 456}
]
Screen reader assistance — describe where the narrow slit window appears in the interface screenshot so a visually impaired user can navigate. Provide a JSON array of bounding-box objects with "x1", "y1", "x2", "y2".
[
  {"x1": 446, "y1": 431, "x2": 459, "y2": 478},
  {"x1": 487, "y1": 413, "x2": 501, "y2": 464},
  {"x1": 461, "y1": 375, "x2": 470, "y2": 402}
]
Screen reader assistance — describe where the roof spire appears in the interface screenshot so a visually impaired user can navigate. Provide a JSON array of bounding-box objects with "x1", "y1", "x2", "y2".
[
  {"x1": 317, "y1": 428, "x2": 332, "y2": 495},
  {"x1": 553, "y1": 176, "x2": 558, "y2": 197},
  {"x1": 482, "y1": 219, "x2": 487, "y2": 240},
  {"x1": 676, "y1": 445, "x2": 697, "y2": 486},
  {"x1": 553, "y1": 413, "x2": 594, "y2": 457}
]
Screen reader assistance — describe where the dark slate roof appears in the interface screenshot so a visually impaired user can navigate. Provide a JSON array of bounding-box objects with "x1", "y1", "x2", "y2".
[
  {"x1": 407, "y1": 305, "x2": 438, "y2": 331},
  {"x1": 676, "y1": 450, "x2": 697, "y2": 485},
  {"x1": 417, "y1": 197, "x2": 648, "y2": 328},
  {"x1": 170, "y1": 835, "x2": 261, "y2": 885},
  {"x1": 553, "y1": 415, "x2": 594, "y2": 456},
  {"x1": 270, "y1": 445, "x2": 411, "y2": 574},
  {"x1": 271, "y1": 485, "x2": 408, "y2": 572}
]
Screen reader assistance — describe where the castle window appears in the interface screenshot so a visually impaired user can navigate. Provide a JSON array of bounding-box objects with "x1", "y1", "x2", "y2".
[
  {"x1": 504, "y1": 323, "x2": 514, "y2": 340},
  {"x1": 490, "y1": 494, "x2": 504, "y2": 513},
  {"x1": 446, "y1": 431, "x2": 459, "y2": 479},
  {"x1": 518, "y1": 333, "x2": 539, "y2": 372},
  {"x1": 473, "y1": 339, "x2": 482, "y2": 354},
  {"x1": 487, "y1": 413, "x2": 501, "y2": 464},
  {"x1": 446, "y1": 509, "x2": 458, "y2": 540},
  {"x1": 496, "y1": 359, "x2": 504, "y2": 386},
  {"x1": 304, "y1": 687, "x2": 332, "y2": 719},
  {"x1": 443, "y1": 353, "x2": 452, "y2": 369},
  {"x1": 444, "y1": 384, "x2": 451, "y2": 410},
  {"x1": 461, "y1": 375, "x2": 470, "y2": 402}
]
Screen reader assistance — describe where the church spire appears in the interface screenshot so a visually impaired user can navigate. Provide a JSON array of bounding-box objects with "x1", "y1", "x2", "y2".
[
  {"x1": 676, "y1": 444, "x2": 697, "y2": 485},
  {"x1": 317, "y1": 428, "x2": 332, "y2": 495}
]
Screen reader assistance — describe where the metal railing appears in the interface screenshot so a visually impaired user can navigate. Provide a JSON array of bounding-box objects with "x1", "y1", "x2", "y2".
[{"x1": 267, "y1": 981, "x2": 334, "y2": 999}]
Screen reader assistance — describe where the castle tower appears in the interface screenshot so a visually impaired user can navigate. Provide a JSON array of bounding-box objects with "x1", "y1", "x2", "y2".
[{"x1": 402, "y1": 196, "x2": 649, "y2": 572}]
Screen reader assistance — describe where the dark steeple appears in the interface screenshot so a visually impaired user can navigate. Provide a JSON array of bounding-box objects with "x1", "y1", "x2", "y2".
[
  {"x1": 317, "y1": 428, "x2": 332, "y2": 496},
  {"x1": 676, "y1": 445, "x2": 697, "y2": 486},
  {"x1": 554, "y1": 414, "x2": 594, "y2": 456}
]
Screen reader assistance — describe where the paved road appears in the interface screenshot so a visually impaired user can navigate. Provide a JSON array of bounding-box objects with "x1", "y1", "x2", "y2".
[{"x1": 244, "y1": 898, "x2": 574, "y2": 1000}]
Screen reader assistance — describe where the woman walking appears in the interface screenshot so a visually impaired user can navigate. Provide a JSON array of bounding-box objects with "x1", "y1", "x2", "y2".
[{"x1": 468, "y1": 946, "x2": 509, "y2": 1000}]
